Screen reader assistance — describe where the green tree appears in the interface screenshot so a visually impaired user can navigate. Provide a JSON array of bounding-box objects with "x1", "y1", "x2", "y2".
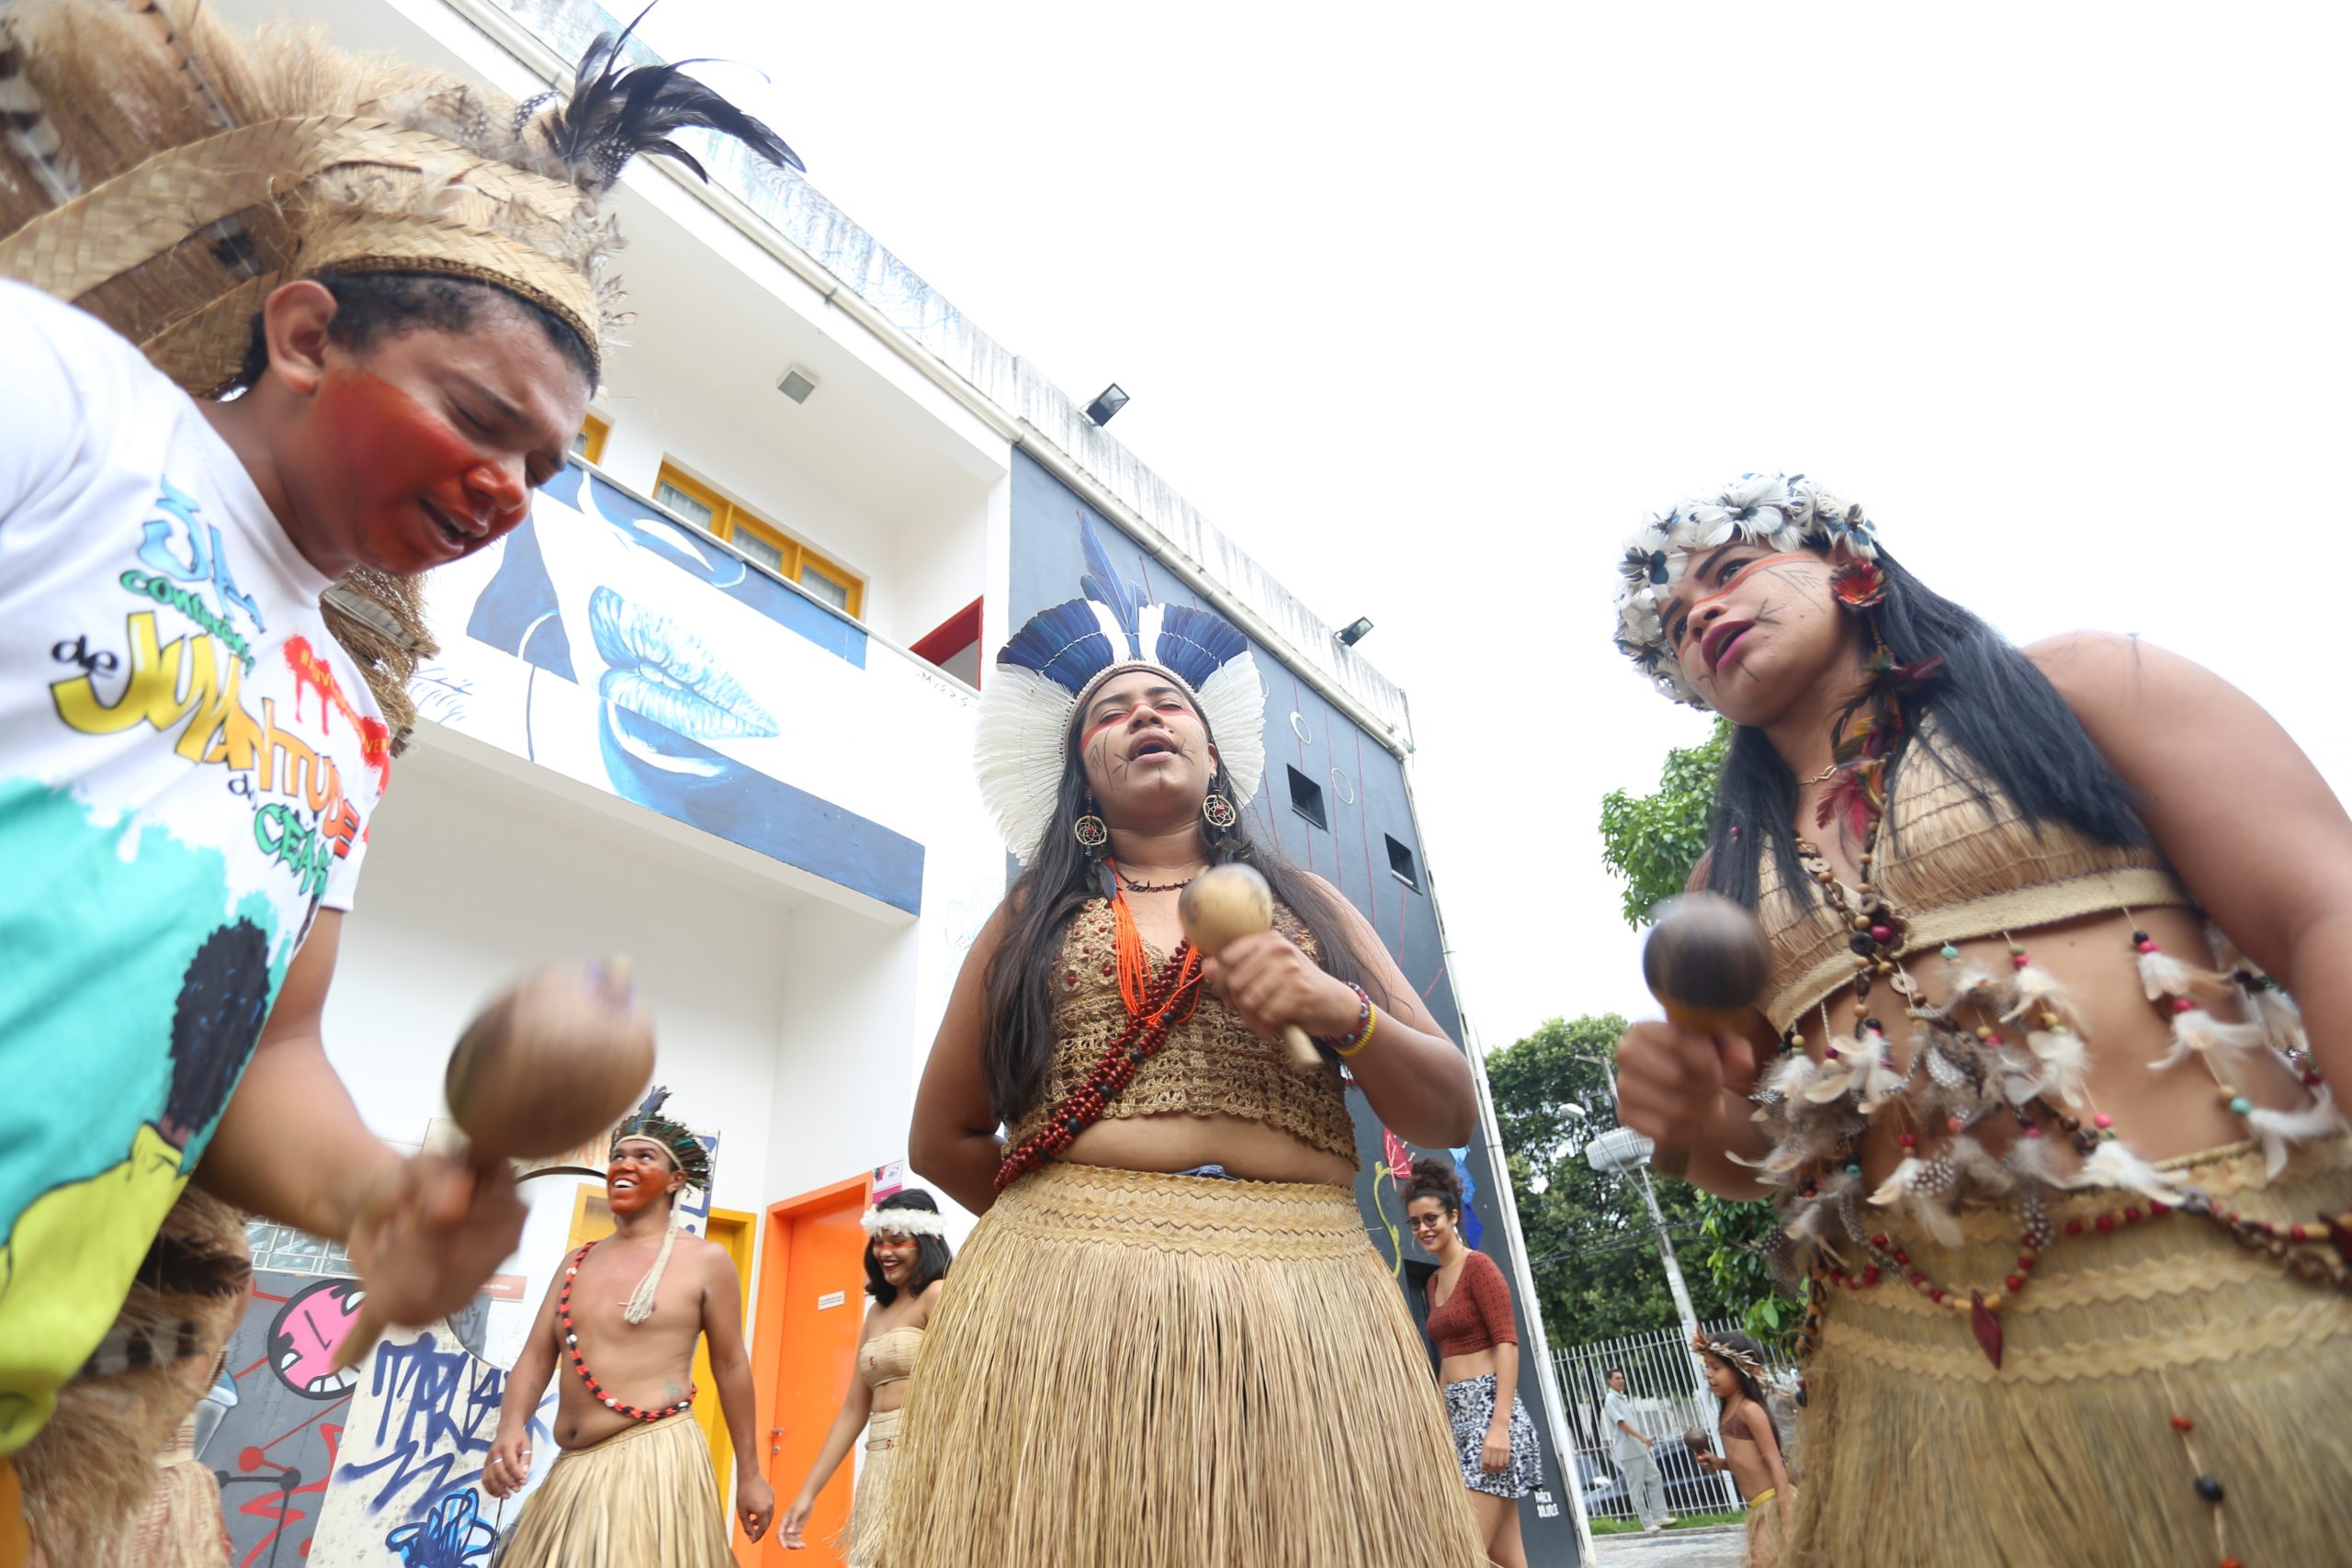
[
  {"x1": 1593, "y1": 716, "x2": 1799, "y2": 1345},
  {"x1": 1484, "y1": 1014, "x2": 1756, "y2": 1348},
  {"x1": 1599, "y1": 718, "x2": 1730, "y2": 923}
]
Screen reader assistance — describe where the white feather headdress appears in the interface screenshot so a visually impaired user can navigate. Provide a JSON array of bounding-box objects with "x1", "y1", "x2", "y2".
[
  {"x1": 861, "y1": 1205, "x2": 949, "y2": 1238},
  {"x1": 977, "y1": 516, "x2": 1266, "y2": 865}
]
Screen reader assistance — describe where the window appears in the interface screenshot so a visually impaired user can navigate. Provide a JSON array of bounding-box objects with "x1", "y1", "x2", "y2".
[
  {"x1": 1287, "y1": 764, "x2": 1327, "y2": 829},
  {"x1": 245, "y1": 1217, "x2": 356, "y2": 1277},
  {"x1": 1386, "y1": 833, "x2": 1420, "y2": 891},
  {"x1": 571, "y1": 412, "x2": 611, "y2": 465},
  {"x1": 650, "y1": 462, "x2": 865, "y2": 618}
]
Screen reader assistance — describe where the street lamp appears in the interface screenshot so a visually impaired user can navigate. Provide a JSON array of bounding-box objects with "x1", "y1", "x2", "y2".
[{"x1": 1575, "y1": 1060, "x2": 1744, "y2": 1513}]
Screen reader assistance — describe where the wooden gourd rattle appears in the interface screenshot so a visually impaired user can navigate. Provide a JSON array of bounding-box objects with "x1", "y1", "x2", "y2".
[
  {"x1": 334, "y1": 957, "x2": 656, "y2": 1369},
  {"x1": 1638, "y1": 894, "x2": 1770, "y2": 1179},
  {"x1": 1640, "y1": 892, "x2": 1771, "y2": 1038},
  {"x1": 1180, "y1": 863, "x2": 1325, "y2": 1070}
]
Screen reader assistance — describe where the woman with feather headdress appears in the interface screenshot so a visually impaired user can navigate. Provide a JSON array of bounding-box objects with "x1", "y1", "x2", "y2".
[
  {"x1": 878, "y1": 516, "x2": 1492, "y2": 1566},
  {"x1": 1606, "y1": 475, "x2": 2352, "y2": 1568},
  {"x1": 0, "y1": 2, "x2": 796, "y2": 1561}
]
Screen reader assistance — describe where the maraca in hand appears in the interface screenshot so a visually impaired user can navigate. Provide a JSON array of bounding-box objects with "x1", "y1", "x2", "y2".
[
  {"x1": 336, "y1": 958, "x2": 655, "y2": 1368},
  {"x1": 445, "y1": 957, "x2": 657, "y2": 1160},
  {"x1": 1641, "y1": 893, "x2": 1770, "y2": 1037},
  {"x1": 1180, "y1": 863, "x2": 1324, "y2": 1070}
]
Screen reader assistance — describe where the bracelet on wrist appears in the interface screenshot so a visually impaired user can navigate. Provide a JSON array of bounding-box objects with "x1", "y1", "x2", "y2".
[{"x1": 1320, "y1": 983, "x2": 1377, "y2": 1057}]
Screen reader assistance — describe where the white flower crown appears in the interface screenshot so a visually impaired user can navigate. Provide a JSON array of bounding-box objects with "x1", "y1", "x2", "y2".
[{"x1": 1612, "y1": 472, "x2": 1881, "y2": 710}]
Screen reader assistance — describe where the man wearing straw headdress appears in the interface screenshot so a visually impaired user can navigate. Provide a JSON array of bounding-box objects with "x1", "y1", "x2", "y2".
[
  {"x1": 481, "y1": 1089, "x2": 770, "y2": 1563},
  {"x1": 0, "y1": 3, "x2": 797, "y2": 1560}
]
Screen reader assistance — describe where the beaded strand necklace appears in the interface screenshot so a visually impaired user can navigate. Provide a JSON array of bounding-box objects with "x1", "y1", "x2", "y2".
[
  {"x1": 556, "y1": 1240, "x2": 697, "y2": 1423},
  {"x1": 1773, "y1": 759, "x2": 2345, "y2": 1370}
]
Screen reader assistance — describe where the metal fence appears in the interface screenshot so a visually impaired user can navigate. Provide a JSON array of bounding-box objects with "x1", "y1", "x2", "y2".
[{"x1": 1549, "y1": 1319, "x2": 1797, "y2": 1524}]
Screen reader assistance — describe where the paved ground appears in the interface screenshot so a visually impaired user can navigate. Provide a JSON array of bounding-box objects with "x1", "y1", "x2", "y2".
[{"x1": 1587, "y1": 1524, "x2": 1745, "y2": 1568}]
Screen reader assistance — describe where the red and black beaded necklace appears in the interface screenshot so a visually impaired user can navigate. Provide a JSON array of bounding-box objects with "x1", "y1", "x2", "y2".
[{"x1": 556, "y1": 1239, "x2": 696, "y2": 1423}]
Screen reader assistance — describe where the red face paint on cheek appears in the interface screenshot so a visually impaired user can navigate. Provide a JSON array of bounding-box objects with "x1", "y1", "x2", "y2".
[{"x1": 314, "y1": 369, "x2": 508, "y2": 573}]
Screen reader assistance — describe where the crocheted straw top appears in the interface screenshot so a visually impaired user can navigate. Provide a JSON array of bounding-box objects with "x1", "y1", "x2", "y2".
[
  {"x1": 1007, "y1": 897, "x2": 1358, "y2": 1163},
  {"x1": 859, "y1": 1325, "x2": 922, "y2": 1390},
  {"x1": 1758, "y1": 717, "x2": 2193, "y2": 1034}
]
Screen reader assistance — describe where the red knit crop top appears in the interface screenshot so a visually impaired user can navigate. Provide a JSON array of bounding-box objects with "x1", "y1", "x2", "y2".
[{"x1": 1424, "y1": 1250, "x2": 1518, "y2": 1358}]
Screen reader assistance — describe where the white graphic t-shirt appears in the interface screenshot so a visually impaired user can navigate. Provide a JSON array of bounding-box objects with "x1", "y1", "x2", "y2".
[{"x1": 0, "y1": 280, "x2": 388, "y2": 1452}]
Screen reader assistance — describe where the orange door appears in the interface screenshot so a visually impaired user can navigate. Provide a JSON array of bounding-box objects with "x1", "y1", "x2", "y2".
[{"x1": 739, "y1": 1175, "x2": 871, "y2": 1567}]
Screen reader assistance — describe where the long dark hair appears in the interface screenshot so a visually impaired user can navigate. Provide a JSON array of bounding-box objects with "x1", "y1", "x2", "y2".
[
  {"x1": 979, "y1": 727, "x2": 1375, "y2": 1127},
  {"x1": 1704, "y1": 546, "x2": 2150, "y2": 910},
  {"x1": 863, "y1": 1189, "x2": 953, "y2": 1306}
]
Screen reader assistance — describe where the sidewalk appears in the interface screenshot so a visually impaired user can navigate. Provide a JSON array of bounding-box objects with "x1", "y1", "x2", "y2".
[{"x1": 1589, "y1": 1523, "x2": 1744, "y2": 1568}]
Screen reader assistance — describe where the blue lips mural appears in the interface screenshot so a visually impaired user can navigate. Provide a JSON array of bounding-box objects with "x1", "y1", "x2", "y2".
[{"x1": 414, "y1": 461, "x2": 924, "y2": 915}]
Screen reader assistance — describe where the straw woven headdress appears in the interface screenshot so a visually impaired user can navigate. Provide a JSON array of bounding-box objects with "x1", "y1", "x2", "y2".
[{"x1": 0, "y1": 0, "x2": 799, "y2": 737}]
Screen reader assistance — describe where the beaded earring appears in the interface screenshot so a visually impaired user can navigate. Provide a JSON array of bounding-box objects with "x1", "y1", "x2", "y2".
[
  {"x1": 1202, "y1": 794, "x2": 1238, "y2": 831},
  {"x1": 1074, "y1": 807, "x2": 1109, "y2": 851}
]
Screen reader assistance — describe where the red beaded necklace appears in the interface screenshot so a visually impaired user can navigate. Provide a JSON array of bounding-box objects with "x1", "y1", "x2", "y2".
[
  {"x1": 556, "y1": 1240, "x2": 697, "y2": 1423},
  {"x1": 994, "y1": 941, "x2": 1204, "y2": 1191}
]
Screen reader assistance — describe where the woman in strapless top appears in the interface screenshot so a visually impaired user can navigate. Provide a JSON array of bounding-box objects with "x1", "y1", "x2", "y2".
[
  {"x1": 1607, "y1": 475, "x2": 2352, "y2": 1568},
  {"x1": 777, "y1": 1190, "x2": 953, "y2": 1563}
]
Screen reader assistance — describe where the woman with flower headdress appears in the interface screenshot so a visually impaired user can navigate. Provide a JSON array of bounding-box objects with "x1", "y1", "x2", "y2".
[
  {"x1": 1608, "y1": 474, "x2": 2352, "y2": 1567},
  {"x1": 777, "y1": 1189, "x2": 954, "y2": 1563},
  {"x1": 1689, "y1": 1331, "x2": 1792, "y2": 1565},
  {"x1": 881, "y1": 517, "x2": 1489, "y2": 1566},
  {"x1": 0, "y1": 2, "x2": 796, "y2": 1559}
]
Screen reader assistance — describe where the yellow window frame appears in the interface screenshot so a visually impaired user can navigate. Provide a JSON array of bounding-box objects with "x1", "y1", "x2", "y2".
[
  {"x1": 651, "y1": 461, "x2": 864, "y2": 619},
  {"x1": 572, "y1": 412, "x2": 611, "y2": 466}
]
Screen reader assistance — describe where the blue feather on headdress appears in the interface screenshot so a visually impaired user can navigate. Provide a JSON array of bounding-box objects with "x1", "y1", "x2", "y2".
[
  {"x1": 1078, "y1": 514, "x2": 1145, "y2": 653},
  {"x1": 1155, "y1": 605, "x2": 1249, "y2": 694},
  {"x1": 1000, "y1": 602, "x2": 1118, "y2": 693}
]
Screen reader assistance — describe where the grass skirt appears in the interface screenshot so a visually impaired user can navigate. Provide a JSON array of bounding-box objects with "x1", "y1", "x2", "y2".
[
  {"x1": 1744, "y1": 1486, "x2": 1789, "y2": 1566},
  {"x1": 838, "y1": 1406, "x2": 899, "y2": 1568},
  {"x1": 1786, "y1": 1135, "x2": 2352, "y2": 1568},
  {"x1": 490, "y1": 1412, "x2": 731, "y2": 1568},
  {"x1": 18, "y1": 1189, "x2": 246, "y2": 1567},
  {"x1": 879, "y1": 1163, "x2": 1488, "y2": 1568}
]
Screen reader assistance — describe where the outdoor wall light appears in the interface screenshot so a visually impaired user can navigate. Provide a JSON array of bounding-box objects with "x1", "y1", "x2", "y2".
[
  {"x1": 1084, "y1": 384, "x2": 1130, "y2": 424},
  {"x1": 1338, "y1": 616, "x2": 1374, "y2": 647}
]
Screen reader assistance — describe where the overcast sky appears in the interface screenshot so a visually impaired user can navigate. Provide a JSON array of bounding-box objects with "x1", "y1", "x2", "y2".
[{"x1": 649, "y1": 0, "x2": 2349, "y2": 1052}]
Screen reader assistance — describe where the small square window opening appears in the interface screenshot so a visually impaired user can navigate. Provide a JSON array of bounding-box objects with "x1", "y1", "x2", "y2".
[
  {"x1": 1385, "y1": 835, "x2": 1420, "y2": 890},
  {"x1": 1287, "y1": 765, "x2": 1327, "y2": 830}
]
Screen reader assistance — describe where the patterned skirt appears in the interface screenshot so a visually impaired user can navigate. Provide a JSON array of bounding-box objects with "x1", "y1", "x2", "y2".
[{"x1": 1442, "y1": 1374, "x2": 1543, "y2": 1499}]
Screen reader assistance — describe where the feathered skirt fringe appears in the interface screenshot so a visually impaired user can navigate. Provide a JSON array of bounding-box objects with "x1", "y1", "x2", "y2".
[
  {"x1": 1785, "y1": 1134, "x2": 2352, "y2": 1568},
  {"x1": 876, "y1": 1163, "x2": 1488, "y2": 1568}
]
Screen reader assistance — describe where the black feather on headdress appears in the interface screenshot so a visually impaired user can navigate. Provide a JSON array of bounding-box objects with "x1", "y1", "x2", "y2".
[
  {"x1": 535, "y1": 3, "x2": 803, "y2": 195},
  {"x1": 611, "y1": 1083, "x2": 715, "y2": 1191}
]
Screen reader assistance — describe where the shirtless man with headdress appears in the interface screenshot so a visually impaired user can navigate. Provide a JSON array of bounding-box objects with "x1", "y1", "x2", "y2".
[
  {"x1": 482, "y1": 1090, "x2": 771, "y2": 1563},
  {"x1": 0, "y1": 3, "x2": 797, "y2": 1559}
]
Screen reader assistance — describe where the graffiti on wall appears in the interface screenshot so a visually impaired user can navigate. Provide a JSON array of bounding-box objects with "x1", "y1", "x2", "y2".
[
  {"x1": 207, "y1": 1272, "x2": 361, "y2": 1567},
  {"x1": 309, "y1": 1323, "x2": 557, "y2": 1564}
]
